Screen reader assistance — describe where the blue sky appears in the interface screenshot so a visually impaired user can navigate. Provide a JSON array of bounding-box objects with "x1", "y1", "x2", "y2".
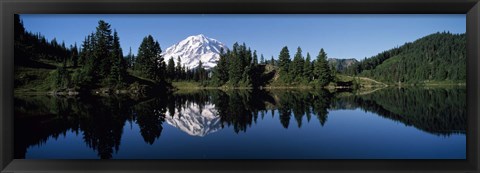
[{"x1": 20, "y1": 14, "x2": 465, "y2": 60}]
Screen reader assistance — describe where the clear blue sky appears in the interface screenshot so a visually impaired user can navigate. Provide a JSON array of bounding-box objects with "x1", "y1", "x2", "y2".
[{"x1": 20, "y1": 14, "x2": 465, "y2": 60}]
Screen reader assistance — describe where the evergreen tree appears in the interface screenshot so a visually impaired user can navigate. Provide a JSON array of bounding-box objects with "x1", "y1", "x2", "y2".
[
  {"x1": 167, "y1": 57, "x2": 175, "y2": 80},
  {"x1": 260, "y1": 54, "x2": 265, "y2": 64},
  {"x1": 240, "y1": 65, "x2": 253, "y2": 87},
  {"x1": 71, "y1": 43, "x2": 79, "y2": 68},
  {"x1": 278, "y1": 46, "x2": 291, "y2": 83},
  {"x1": 94, "y1": 20, "x2": 113, "y2": 78},
  {"x1": 126, "y1": 47, "x2": 134, "y2": 69},
  {"x1": 291, "y1": 47, "x2": 305, "y2": 81},
  {"x1": 195, "y1": 61, "x2": 207, "y2": 82},
  {"x1": 159, "y1": 61, "x2": 167, "y2": 81},
  {"x1": 14, "y1": 14, "x2": 25, "y2": 41},
  {"x1": 175, "y1": 57, "x2": 183, "y2": 80},
  {"x1": 278, "y1": 46, "x2": 290, "y2": 72},
  {"x1": 212, "y1": 48, "x2": 229, "y2": 85},
  {"x1": 228, "y1": 43, "x2": 243, "y2": 85},
  {"x1": 108, "y1": 30, "x2": 126, "y2": 86},
  {"x1": 303, "y1": 52, "x2": 313, "y2": 82},
  {"x1": 253, "y1": 50, "x2": 258, "y2": 66},
  {"x1": 135, "y1": 35, "x2": 164, "y2": 82},
  {"x1": 244, "y1": 45, "x2": 252, "y2": 69},
  {"x1": 81, "y1": 34, "x2": 96, "y2": 80},
  {"x1": 79, "y1": 35, "x2": 90, "y2": 66},
  {"x1": 313, "y1": 48, "x2": 332, "y2": 87}
]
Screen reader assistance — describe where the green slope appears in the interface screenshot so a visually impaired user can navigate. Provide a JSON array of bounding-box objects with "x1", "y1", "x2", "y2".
[{"x1": 349, "y1": 32, "x2": 466, "y2": 84}]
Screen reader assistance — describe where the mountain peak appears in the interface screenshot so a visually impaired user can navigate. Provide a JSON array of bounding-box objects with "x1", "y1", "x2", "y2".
[
  {"x1": 187, "y1": 34, "x2": 207, "y2": 42},
  {"x1": 193, "y1": 34, "x2": 206, "y2": 38},
  {"x1": 161, "y1": 34, "x2": 228, "y2": 70}
]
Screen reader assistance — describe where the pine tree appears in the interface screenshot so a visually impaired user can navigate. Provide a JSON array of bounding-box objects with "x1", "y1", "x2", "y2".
[
  {"x1": 126, "y1": 47, "x2": 134, "y2": 69},
  {"x1": 78, "y1": 21, "x2": 114, "y2": 86},
  {"x1": 313, "y1": 48, "x2": 332, "y2": 87},
  {"x1": 240, "y1": 65, "x2": 253, "y2": 87},
  {"x1": 229, "y1": 43, "x2": 243, "y2": 85},
  {"x1": 213, "y1": 48, "x2": 229, "y2": 84},
  {"x1": 291, "y1": 47, "x2": 304, "y2": 81},
  {"x1": 14, "y1": 14, "x2": 25, "y2": 40},
  {"x1": 71, "y1": 43, "x2": 79, "y2": 68},
  {"x1": 303, "y1": 52, "x2": 313, "y2": 82},
  {"x1": 278, "y1": 46, "x2": 290, "y2": 71},
  {"x1": 108, "y1": 30, "x2": 126, "y2": 87},
  {"x1": 159, "y1": 60, "x2": 167, "y2": 82},
  {"x1": 79, "y1": 35, "x2": 90, "y2": 66},
  {"x1": 135, "y1": 35, "x2": 164, "y2": 82},
  {"x1": 94, "y1": 20, "x2": 113, "y2": 78},
  {"x1": 278, "y1": 46, "x2": 291, "y2": 83},
  {"x1": 167, "y1": 57, "x2": 175, "y2": 80},
  {"x1": 244, "y1": 44, "x2": 252, "y2": 69},
  {"x1": 260, "y1": 54, "x2": 265, "y2": 64},
  {"x1": 253, "y1": 50, "x2": 258, "y2": 66},
  {"x1": 79, "y1": 33, "x2": 96, "y2": 85},
  {"x1": 175, "y1": 56, "x2": 182, "y2": 80},
  {"x1": 195, "y1": 60, "x2": 207, "y2": 82},
  {"x1": 14, "y1": 14, "x2": 28, "y2": 65}
]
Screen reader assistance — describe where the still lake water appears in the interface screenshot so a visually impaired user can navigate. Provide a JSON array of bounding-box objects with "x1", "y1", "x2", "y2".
[{"x1": 14, "y1": 87, "x2": 466, "y2": 159}]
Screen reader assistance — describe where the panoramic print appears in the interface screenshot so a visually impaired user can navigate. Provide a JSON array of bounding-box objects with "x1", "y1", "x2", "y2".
[{"x1": 14, "y1": 14, "x2": 466, "y2": 159}]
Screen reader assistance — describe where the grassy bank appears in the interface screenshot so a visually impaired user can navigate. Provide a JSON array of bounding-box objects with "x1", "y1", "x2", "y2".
[{"x1": 15, "y1": 66, "x2": 56, "y2": 94}]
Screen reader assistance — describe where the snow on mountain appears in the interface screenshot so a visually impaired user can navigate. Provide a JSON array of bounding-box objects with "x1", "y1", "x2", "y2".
[
  {"x1": 161, "y1": 34, "x2": 228, "y2": 70},
  {"x1": 165, "y1": 103, "x2": 222, "y2": 137}
]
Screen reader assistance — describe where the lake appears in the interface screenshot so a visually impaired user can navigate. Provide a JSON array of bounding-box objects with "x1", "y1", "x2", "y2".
[{"x1": 14, "y1": 87, "x2": 466, "y2": 159}]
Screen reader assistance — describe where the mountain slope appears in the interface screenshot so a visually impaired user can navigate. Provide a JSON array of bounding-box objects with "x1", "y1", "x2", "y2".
[
  {"x1": 349, "y1": 32, "x2": 466, "y2": 84},
  {"x1": 161, "y1": 34, "x2": 228, "y2": 70},
  {"x1": 328, "y1": 58, "x2": 358, "y2": 72}
]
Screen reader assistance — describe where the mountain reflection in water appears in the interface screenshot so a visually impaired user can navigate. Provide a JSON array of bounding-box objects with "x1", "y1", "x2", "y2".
[
  {"x1": 165, "y1": 103, "x2": 222, "y2": 137},
  {"x1": 14, "y1": 87, "x2": 466, "y2": 159}
]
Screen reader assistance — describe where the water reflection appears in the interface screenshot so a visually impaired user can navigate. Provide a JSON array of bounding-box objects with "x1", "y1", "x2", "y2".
[
  {"x1": 165, "y1": 103, "x2": 222, "y2": 137},
  {"x1": 14, "y1": 87, "x2": 466, "y2": 159}
]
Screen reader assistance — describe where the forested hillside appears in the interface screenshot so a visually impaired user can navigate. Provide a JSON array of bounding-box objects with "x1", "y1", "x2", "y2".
[
  {"x1": 14, "y1": 14, "x2": 171, "y2": 95},
  {"x1": 345, "y1": 32, "x2": 466, "y2": 84},
  {"x1": 14, "y1": 14, "x2": 74, "y2": 67}
]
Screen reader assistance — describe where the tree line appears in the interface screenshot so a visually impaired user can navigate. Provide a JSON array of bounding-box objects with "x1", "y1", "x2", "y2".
[
  {"x1": 15, "y1": 15, "x2": 340, "y2": 91},
  {"x1": 131, "y1": 40, "x2": 337, "y2": 88},
  {"x1": 276, "y1": 46, "x2": 333, "y2": 87},
  {"x1": 166, "y1": 44, "x2": 336, "y2": 88},
  {"x1": 19, "y1": 15, "x2": 466, "y2": 91},
  {"x1": 14, "y1": 14, "x2": 74, "y2": 67}
]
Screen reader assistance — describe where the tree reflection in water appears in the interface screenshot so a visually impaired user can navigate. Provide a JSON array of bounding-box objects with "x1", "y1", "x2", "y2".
[{"x1": 14, "y1": 87, "x2": 466, "y2": 159}]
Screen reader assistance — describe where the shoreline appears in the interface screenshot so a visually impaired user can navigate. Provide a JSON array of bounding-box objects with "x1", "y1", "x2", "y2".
[{"x1": 14, "y1": 82, "x2": 466, "y2": 96}]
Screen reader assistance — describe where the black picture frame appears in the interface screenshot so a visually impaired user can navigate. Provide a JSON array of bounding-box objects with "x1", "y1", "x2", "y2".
[{"x1": 1, "y1": 0, "x2": 479, "y2": 172}]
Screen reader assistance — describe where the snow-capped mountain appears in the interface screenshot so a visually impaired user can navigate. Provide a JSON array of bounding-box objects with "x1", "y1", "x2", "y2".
[
  {"x1": 161, "y1": 34, "x2": 228, "y2": 70},
  {"x1": 165, "y1": 103, "x2": 222, "y2": 137}
]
